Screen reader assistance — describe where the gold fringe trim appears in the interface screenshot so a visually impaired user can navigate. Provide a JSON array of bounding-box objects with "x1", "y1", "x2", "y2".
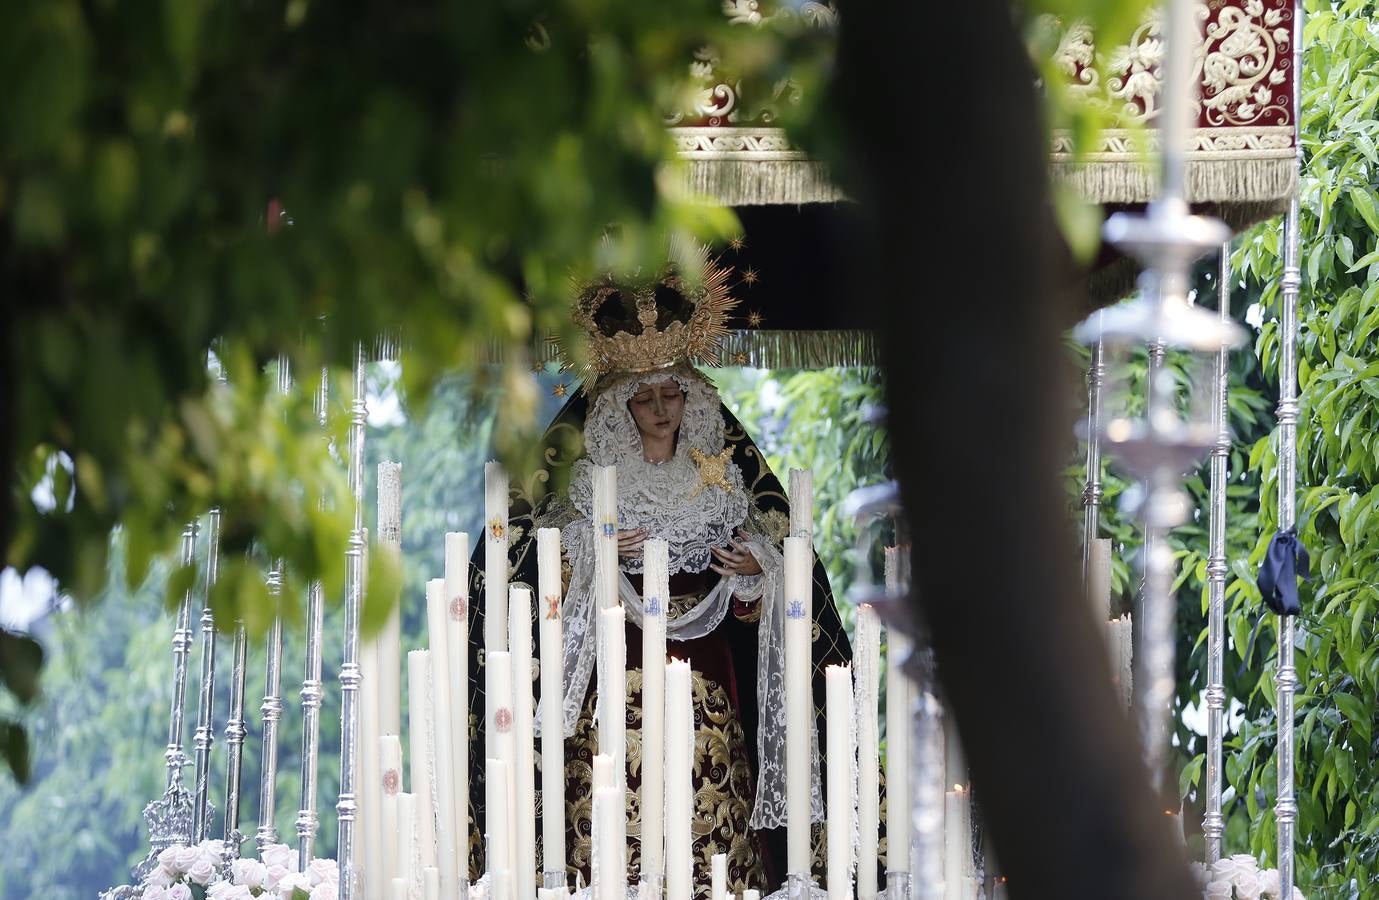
[
  {"x1": 1051, "y1": 156, "x2": 1297, "y2": 204},
  {"x1": 674, "y1": 159, "x2": 847, "y2": 206}
]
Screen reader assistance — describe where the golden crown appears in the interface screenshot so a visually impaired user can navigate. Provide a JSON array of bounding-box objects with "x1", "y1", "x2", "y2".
[{"x1": 569, "y1": 246, "x2": 737, "y2": 381}]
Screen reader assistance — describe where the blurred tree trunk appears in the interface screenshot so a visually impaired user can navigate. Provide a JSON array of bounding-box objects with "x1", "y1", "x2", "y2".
[{"x1": 833, "y1": 2, "x2": 1202, "y2": 896}]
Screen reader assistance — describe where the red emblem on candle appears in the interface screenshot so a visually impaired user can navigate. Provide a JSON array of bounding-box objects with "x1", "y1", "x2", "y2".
[
  {"x1": 382, "y1": 769, "x2": 400, "y2": 795},
  {"x1": 450, "y1": 595, "x2": 467, "y2": 621},
  {"x1": 545, "y1": 594, "x2": 560, "y2": 620},
  {"x1": 495, "y1": 707, "x2": 513, "y2": 733}
]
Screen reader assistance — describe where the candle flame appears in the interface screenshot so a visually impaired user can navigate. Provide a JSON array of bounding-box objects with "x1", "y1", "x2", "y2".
[{"x1": 953, "y1": 783, "x2": 966, "y2": 793}]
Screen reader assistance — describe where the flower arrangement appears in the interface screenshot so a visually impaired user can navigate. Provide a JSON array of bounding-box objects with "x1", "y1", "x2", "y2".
[
  {"x1": 1193, "y1": 854, "x2": 1306, "y2": 900},
  {"x1": 137, "y1": 839, "x2": 337, "y2": 900}
]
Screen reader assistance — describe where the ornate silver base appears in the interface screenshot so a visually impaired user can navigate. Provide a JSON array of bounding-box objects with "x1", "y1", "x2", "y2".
[
  {"x1": 544, "y1": 870, "x2": 569, "y2": 891},
  {"x1": 635, "y1": 875, "x2": 663, "y2": 898},
  {"x1": 885, "y1": 871, "x2": 913, "y2": 900}
]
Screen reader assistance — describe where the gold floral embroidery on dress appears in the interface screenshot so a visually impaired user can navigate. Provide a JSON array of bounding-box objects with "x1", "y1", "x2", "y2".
[
  {"x1": 747, "y1": 505, "x2": 791, "y2": 547},
  {"x1": 557, "y1": 666, "x2": 767, "y2": 895}
]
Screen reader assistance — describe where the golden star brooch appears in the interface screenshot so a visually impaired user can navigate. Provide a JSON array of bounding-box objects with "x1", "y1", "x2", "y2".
[{"x1": 689, "y1": 447, "x2": 735, "y2": 498}]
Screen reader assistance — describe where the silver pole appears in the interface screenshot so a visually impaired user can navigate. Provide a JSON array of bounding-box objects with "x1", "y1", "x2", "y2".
[
  {"x1": 257, "y1": 355, "x2": 292, "y2": 852},
  {"x1": 1276, "y1": 3, "x2": 1304, "y2": 888},
  {"x1": 1083, "y1": 319, "x2": 1105, "y2": 567},
  {"x1": 297, "y1": 366, "x2": 330, "y2": 866},
  {"x1": 1203, "y1": 245, "x2": 1232, "y2": 864},
  {"x1": 337, "y1": 346, "x2": 368, "y2": 897},
  {"x1": 166, "y1": 522, "x2": 199, "y2": 796},
  {"x1": 192, "y1": 508, "x2": 223, "y2": 843}
]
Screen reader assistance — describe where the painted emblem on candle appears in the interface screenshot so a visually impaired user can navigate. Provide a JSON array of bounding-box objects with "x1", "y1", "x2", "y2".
[
  {"x1": 787, "y1": 599, "x2": 805, "y2": 619},
  {"x1": 382, "y1": 768, "x2": 400, "y2": 795},
  {"x1": 600, "y1": 521, "x2": 616, "y2": 538},
  {"x1": 495, "y1": 707, "x2": 513, "y2": 733},
  {"x1": 646, "y1": 597, "x2": 662, "y2": 617},
  {"x1": 488, "y1": 519, "x2": 506, "y2": 541},
  {"x1": 449, "y1": 595, "x2": 467, "y2": 621},
  {"x1": 545, "y1": 594, "x2": 560, "y2": 620}
]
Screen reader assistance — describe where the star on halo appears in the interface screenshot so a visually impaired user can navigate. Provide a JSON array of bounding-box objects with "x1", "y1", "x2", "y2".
[
  {"x1": 732, "y1": 351, "x2": 750, "y2": 366},
  {"x1": 741, "y1": 266, "x2": 759, "y2": 286},
  {"x1": 552, "y1": 382, "x2": 569, "y2": 398},
  {"x1": 729, "y1": 236, "x2": 746, "y2": 252},
  {"x1": 745, "y1": 310, "x2": 764, "y2": 329}
]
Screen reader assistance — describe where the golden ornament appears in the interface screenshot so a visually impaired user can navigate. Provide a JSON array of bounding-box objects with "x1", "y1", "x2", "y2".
[{"x1": 688, "y1": 446, "x2": 735, "y2": 498}]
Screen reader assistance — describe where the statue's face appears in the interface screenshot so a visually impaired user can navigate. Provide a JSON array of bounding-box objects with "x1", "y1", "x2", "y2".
[{"x1": 628, "y1": 380, "x2": 686, "y2": 444}]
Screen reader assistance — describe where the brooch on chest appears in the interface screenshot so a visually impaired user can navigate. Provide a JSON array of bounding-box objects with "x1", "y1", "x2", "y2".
[{"x1": 688, "y1": 446, "x2": 735, "y2": 498}]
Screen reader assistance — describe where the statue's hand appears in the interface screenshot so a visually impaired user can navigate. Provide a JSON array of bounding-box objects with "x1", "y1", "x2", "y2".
[
  {"x1": 710, "y1": 531, "x2": 764, "y2": 577},
  {"x1": 617, "y1": 528, "x2": 648, "y2": 558}
]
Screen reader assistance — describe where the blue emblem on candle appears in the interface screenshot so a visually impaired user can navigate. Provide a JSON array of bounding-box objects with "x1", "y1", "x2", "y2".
[
  {"x1": 787, "y1": 599, "x2": 805, "y2": 619},
  {"x1": 647, "y1": 597, "x2": 662, "y2": 617},
  {"x1": 601, "y1": 521, "x2": 616, "y2": 538}
]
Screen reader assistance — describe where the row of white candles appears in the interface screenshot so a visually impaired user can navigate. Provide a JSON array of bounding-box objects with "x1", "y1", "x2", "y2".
[{"x1": 354, "y1": 461, "x2": 926, "y2": 898}]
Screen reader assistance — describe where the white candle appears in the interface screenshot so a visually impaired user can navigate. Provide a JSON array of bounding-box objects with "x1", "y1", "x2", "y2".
[
  {"x1": 826, "y1": 664, "x2": 855, "y2": 900},
  {"x1": 443, "y1": 531, "x2": 471, "y2": 877},
  {"x1": 380, "y1": 736, "x2": 403, "y2": 890},
  {"x1": 711, "y1": 853, "x2": 727, "y2": 900},
  {"x1": 537, "y1": 528, "x2": 566, "y2": 878},
  {"x1": 360, "y1": 635, "x2": 383, "y2": 900},
  {"x1": 665, "y1": 659, "x2": 693, "y2": 900},
  {"x1": 884, "y1": 547, "x2": 911, "y2": 875},
  {"x1": 538, "y1": 891, "x2": 561, "y2": 900},
  {"x1": 598, "y1": 605, "x2": 628, "y2": 885},
  {"x1": 423, "y1": 867, "x2": 439, "y2": 900},
  {"x1": 783, "y1": 535, "x2": 813, "y2": 874},
  {"x1": 788, "y1": 468, "x2": 813, "y2": 538},
  {"x1": 391, "y1": 877, "x2": 407, "y2": 900},
  {"x1": 407, "y1": 650, "x2": 438, "y2": 870},
  {"x1": 378, "y1": 462, "x2": 404, "y2": 738},
  {"x1": 491, "y1": 870, "x2": 510, "y2": 900},
  {"x1": 599, "y1": 605, "x2": 627, "y2": 791},
  {"x1": 743, "y1": 891, "x2": 760, "y2": 900},
  {"x1": 592, "y1": 465, "x2": 619, "y2": 610},
  {"x1": 487, "y1": 651, "x2": 516, "y2": 879},
  {"x1": 854, "y1": 605, "x2": 881, "y2": 899},
  {"x1": 1086, "y1": 537, "x2": 1113, "y2": 618},
  {"x1": 397, "y1": 792, "x2": 417, "y2": 898},
  {"x1": 640, "y1": 539, "x2": 669, "y2": 880},
  {"x1": 486, "y1": 758, "x2": 511, "y2": 885},
  {"x1": 425, "y1": 579, "x2": 459, "y2": 899},
  {"x1": 944, "y1": 786, "x2": 970, "y2": 900},
  {"x1": 592, "y1": 753, "x2": 621, "y2": 900},
  {"x1": 509, "y1": 586, "x2": 538, "y2": 900},
  {"x1": 484, "y1": 461, "x2": 509, "y2": 794}
]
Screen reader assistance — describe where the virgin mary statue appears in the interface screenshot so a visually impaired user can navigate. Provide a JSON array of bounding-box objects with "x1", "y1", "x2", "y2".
[{"x1": 464, "y1": 247, "x2": 856, "y2": 892}]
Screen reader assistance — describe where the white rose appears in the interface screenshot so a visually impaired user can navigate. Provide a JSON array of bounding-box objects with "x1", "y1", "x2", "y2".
[
  {"x1": 1210, "y1": 857, "x2": 1240, "y2": 883},
  {"x1": 156, "y1": 847, "x2": 182, "y2": 873},
  {"x1": 309, "y1": 882, "x2": 339, "y2": 900},
  {"x1": 143, "y1": 887, "x2": 170, "y2": 900},
  {"x1": 206, "y1": 883, "x2": 235, "y2": 900},
  {"x1": 176, "y1": 845, "x2": 204, "y2": 872},
  {"x1": 277, "y1": 871, "x2": 313, "y2": 899},
  {"x1": 144, "y1": 865, "x2": 177, "y2": 889},
  {"x1": 261, "y1": 843, "x2": 296, "y2": 872},
  {"x1": 186, "y1": 858, "x2": 218, "y2": 886},
  {"x1": 306, "y1": 858, "x2": 337, "y2": 887},
  {"x1": 231, "y1": 858, "x2": 269, "y2": 889},
  {"x1": 168, "y1": 885, "x2": 194, "y2": 900},
  {"x1": 1230, "y1": 853, "x2": 1261, "y2": 874},
  {"x1": 1234, "y1": 869, "x2": 1262, "y2": 900},
  {"x1": 1259, "y1": 869, "x2": 1281, "y2": 897},
  {"x1": 265, "y1": 864, "x2": 292, "y2": 892},
  {"x1": 225, "y1": 886, "x2": 256, "y2": 900},
  {"x1": 1204, "y1": 882, "x2": 1233, "y2": 900},
  {"x1": 199, "y1": 839, "x2": 227, "y2": 861}
]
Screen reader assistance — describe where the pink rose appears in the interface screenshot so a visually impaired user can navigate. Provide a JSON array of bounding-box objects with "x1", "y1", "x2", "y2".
[
  {"x1": 261, "y1": 843, "x2": 296, "y2": 872},
  {"x1": 186, "y1": 858, "x2": 218, "y2": 886},
  {"x1": 306, "y1": 858, "x2": 337, "y2": 887},
  {"x1": 168, "y1": 885, "x2": 194, "y2": 900},
  {"x1": 143, "y1": 887, "x2": 170, "y2": 900}
]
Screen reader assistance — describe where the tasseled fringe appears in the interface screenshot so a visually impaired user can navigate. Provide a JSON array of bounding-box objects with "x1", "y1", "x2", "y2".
[
  {"x1": 673, "y1": 159, "x2": 847, "y2": 206},
  {"x1": 1051, "y1": 156, "x2": 1297, "y2": 204},
  {"x1": 716, "y1": 329, "x2": 878, "y2": 369}
]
